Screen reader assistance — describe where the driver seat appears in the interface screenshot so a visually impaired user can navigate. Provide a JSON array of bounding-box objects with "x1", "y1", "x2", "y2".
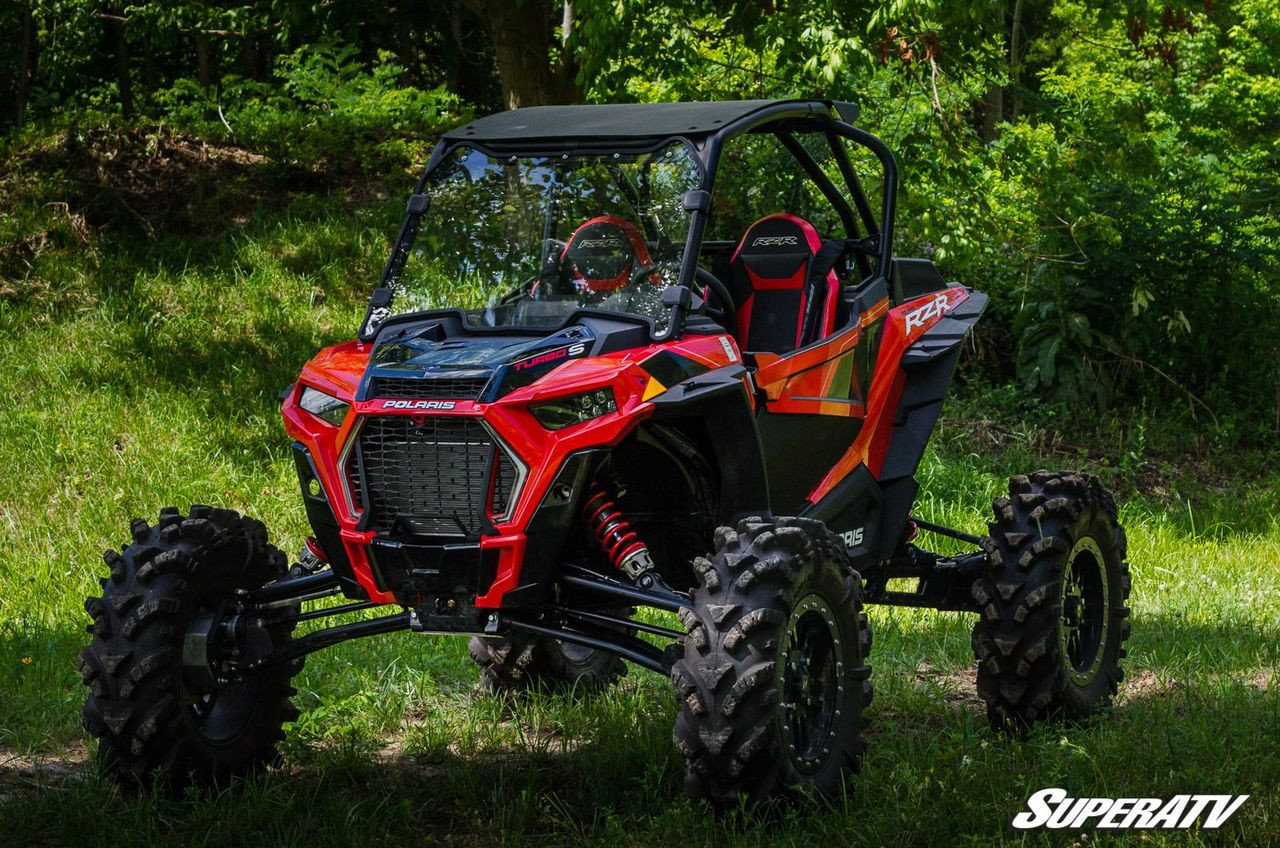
[
  {"x1": 727, "y1": 213, "x2": 842, "y2": 354},
  {"x1": 561, "y1": 216, "x2": 655, "y2": 294}
]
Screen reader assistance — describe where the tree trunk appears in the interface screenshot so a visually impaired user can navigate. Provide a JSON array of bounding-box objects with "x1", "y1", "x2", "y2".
[
  {"x1": 196, "y1": 33, "x2": 215, "y2": 91},
  {"x1": 391, "y1": 2, "x2": 418, "y2": 83},
  {"x1": 980, "y1": 84, "x2": 1003, "y2": 142},
  {"x1": 111, "y1": 17, "x2": 134, "y2": 118},
  {"x1": 15, "y1": 0, "x2": 35, "y2": 127},
  {"x1": 446, "y1": 0, "x2": 465, "y2": 92},
  {"x1": 142, "y1": 33, "x2": 158, "y2": 104},
  {"x1": 1008, "y1": 0, "x2": 1024, "y2": 122},
  {"x1": 195, "y1": 32, "x2": 218, "y2": 119},
  {"x1": 243, "y1": 31, "x2": 260, "y2": 79},
  {"x1": 468, "y1": 0, "x2": 580, "y2": 109}
]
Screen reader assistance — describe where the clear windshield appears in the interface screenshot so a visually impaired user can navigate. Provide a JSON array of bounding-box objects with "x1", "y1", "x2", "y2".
[{"x1": 369, "y1": 142, "x2": 702, "y2": 335}]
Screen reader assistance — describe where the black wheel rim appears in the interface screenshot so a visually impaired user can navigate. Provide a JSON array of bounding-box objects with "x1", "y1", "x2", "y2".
[
  {"x1": 778, "y1": 594, "x2": 845, "y2": 776},
  {"x1": 181, "y1": 605, "x2": 267, "y2": 747},
  {"x1": 1058, "y1": 536, "x2": 1111, "y2": 685},
  {"x1": 184, "y1": 679, "x2": 264, "y2": 746}
]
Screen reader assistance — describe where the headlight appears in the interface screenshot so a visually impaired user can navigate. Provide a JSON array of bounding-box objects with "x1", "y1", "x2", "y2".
[
  {"x1": 298, "y1": 386, "x2": 350, "y2": 426},
  {"x1": 531, "y1": 388, "x2": 616, "y2": 430}
]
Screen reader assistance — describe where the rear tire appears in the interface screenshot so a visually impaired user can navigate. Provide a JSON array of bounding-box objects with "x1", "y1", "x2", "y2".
[
  {"x1": 79, "y1": 506, "x2": 301, "y2": 787},
  {"x1": 468, "y1": 630, "x2": 626, "y2": 695},
  {"x1": 672, "y1": 516, "x2": 871, "y2": 807},
  {"x1": 971, "y1": 471, "x2": 1131, "y2": 731}
]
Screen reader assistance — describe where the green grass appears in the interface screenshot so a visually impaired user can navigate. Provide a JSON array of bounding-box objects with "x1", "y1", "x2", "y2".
[{"x1": 0, "y1": 198, "x2": 1278, "y2": 847}]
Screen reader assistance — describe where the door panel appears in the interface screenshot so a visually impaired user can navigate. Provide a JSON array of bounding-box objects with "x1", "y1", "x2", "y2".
[{"x1": 753, "y1": 296, "x2": 889, "y2": 511}]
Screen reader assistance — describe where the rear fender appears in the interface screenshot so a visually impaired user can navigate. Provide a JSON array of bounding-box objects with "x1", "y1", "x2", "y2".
[{"x1": 875, "y1": 288, "x2": 988, "y2": 559}]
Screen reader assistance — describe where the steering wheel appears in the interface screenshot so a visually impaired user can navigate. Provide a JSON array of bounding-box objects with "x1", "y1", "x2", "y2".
[
  {"x1": 627, "y1": 262, "x2": 735, "y2": 329},
  {"x1": 498, "y1": 238, "x2": 571, "y2": 305},
  {"x1": 497, "y1": 277, "x2": 540, "y2": 305}
]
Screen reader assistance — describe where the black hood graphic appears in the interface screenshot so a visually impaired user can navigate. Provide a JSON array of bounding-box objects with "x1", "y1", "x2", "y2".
[{"x1": 360, "y1": 321, "x2": 596, "y2": 402}]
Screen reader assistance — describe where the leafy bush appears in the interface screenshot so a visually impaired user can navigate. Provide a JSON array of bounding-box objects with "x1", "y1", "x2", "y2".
[
  {"x1": 856, "y1": 1, "x2": 1280, "y2": 438},
  {"x1": 154, "y1": 40, "x2": 467, "y2": 174}
]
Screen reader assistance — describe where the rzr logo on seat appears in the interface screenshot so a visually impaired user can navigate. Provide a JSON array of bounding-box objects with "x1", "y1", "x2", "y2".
[
  {"x1": 577, "y1": 237, "x2": 625, "y2": 249},
  {"x1": 751, "y1": 235, "x2": 799, "y2": 247},
  {"x1": 904, "y1": 293, "x2": 953, "y2": 332},
  {"x1": 381, "y1": 400, "x2": 456, "y2": 410}
]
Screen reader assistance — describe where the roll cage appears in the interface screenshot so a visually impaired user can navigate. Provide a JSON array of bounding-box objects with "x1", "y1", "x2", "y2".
[{"x1": 360, "y1": 99, "x2": 900, "y2": 343}]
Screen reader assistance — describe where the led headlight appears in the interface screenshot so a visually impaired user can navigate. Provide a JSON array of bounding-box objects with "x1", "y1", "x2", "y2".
[
  {"x1": 531, "y1": 388, "x2": 616, "y2": 430},
  {"x1": 298, "y1": 386, "x2": 350, "y2": 426}
]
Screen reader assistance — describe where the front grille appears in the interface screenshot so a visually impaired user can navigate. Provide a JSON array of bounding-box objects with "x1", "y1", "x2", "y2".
[
  {"x1": 491, "y1": 451, "x2": 518, "y2": 516},
  {"x1": 347, "y1": 416, "x2": 517, "y2": 537},
  {"x1": 368, "y1": 376, "x2": 489, "y2": 400}
]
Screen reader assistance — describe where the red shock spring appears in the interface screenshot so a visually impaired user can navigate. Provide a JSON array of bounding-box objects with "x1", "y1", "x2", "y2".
[{"x1": 582, "y1": 477, "x2": 653, "y2": 578}]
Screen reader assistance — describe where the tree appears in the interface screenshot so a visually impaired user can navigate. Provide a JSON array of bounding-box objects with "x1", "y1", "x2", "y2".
[{"x1": 465, "y1": 0, "x2": 580, "y2": 108}]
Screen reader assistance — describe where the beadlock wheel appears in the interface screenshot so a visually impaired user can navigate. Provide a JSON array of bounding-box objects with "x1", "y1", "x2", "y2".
[
  {"x1": 1058, "y1": 535, "x2": 1110, "y2": 687},
  {"x1": 970, "y1": 470, "x2": 1132, "y2": 730},
  {"x1": 671, "y1": 516, "x2": 871, "y2": 807},
  {"x1": 778, "y1": 594, "x2": 846, "y2": 777}
]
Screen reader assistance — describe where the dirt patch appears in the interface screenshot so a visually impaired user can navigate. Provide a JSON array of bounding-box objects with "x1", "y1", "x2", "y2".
[
  {"x1": 1246, "y1": 669, "x2": 1275, "y2": 691},
  {"x1": 913, "y1": 661, "x2": 984, "y2": 712},
  {"x1": 0, "y1": 743, "x2": 91, "y2": 799},
  {"x1": 2, "y1": 125, "x2": 296, "y2": 238},
  {"x1": 1118, "y1": 666, "x2": 1278, "y2": 703},
  {"x1": 1118, "y1": 668, "x2": 1184, "y2": 702},
  {"x1": 0, "y1": 121, "x2": 398, "y2": 263}
]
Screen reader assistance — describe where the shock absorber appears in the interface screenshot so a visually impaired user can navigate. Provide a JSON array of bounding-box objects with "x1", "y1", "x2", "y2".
[{"x1": 582, "y1": 476, "x2": 657, "y2": 583}]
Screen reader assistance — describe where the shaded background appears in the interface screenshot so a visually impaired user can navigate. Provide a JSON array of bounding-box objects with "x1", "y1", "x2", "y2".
[{"x1": 3, "y1": 0, "x2": 1278, "y2": 438}]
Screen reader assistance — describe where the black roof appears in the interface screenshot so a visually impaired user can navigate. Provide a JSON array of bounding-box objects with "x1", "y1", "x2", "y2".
[{"x1": 441, "y1": 99, "x2": 842, "y2": 145}]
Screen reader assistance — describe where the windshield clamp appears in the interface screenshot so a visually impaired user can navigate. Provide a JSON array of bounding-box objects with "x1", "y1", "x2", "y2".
[
  {"x1": 406, "y1": 193, "x2": 430, "y2": 215},
  {"x1": 681, "y1": 190, "x2": 711, "y2": 213}
]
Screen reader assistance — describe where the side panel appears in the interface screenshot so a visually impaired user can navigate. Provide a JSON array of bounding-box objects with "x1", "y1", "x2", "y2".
[
  {"x1": 802, "y1": 286, "x2": 986, "y2": 559},
  {"x1": 801, "y1": 464, "x2": 882, "y2": 567},
  {"x1": 808, "y1": 285, "x2": 976, "y2": 504}
]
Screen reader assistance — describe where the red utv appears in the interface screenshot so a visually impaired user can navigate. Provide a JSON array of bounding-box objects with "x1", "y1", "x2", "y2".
[{"x1": 79, "y1": 99, "x2": 1132, "y2": 806}]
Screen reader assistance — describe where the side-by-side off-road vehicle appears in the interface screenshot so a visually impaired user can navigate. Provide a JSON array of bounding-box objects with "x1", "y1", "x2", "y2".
[{"x1": 80, "y1": 99, "x2": 1132, "y2": 805}]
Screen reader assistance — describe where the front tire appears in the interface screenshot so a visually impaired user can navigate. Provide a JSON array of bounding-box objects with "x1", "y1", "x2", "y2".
[
  {"x1": 78, "y1": 506, "x2": 301, "y2": 787},
  {"x1": 672, "y1": 516, "x2": 871, "y2": 807},
  {"x1": 971, "y1": 471, "x2": 1132, "y2": 730}
]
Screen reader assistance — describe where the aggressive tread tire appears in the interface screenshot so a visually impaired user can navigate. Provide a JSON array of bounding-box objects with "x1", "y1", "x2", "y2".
[
  {"x1": 79, "y1": 506, "x2": 301, "y2": 787},
  {"x1": 672, "y1": 516, "x2": 871, "y2": 807},
  {"x1": 971, "y1": 470, "x2": 1132, "y2": 730},
  {"x1": 468, "y1": 629, "x2": 627, "y2": 695}
]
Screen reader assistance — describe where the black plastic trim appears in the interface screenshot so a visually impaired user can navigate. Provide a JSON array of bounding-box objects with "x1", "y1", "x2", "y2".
[{"x1": 291, "y1": 443, "x2": 365, "y2": 599}]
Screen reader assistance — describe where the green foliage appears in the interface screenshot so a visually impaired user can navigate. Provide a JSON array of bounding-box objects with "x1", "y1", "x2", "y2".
[
  {"x1": 153, "y1": 40, "x2": 466, "y2": 173},
  {"x1": 2, "y1": 0, "x2": 1279, "y2": 435}
]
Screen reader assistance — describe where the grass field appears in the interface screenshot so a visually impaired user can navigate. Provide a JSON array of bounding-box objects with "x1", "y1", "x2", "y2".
[{"x1": 0, "y1": 199, "x2": 1277, "y2": 847}]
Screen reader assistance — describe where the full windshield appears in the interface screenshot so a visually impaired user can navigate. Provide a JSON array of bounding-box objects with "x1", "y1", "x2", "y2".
[{"x1": 369, "y1": 142, "x2": 702, "y2": 335}]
